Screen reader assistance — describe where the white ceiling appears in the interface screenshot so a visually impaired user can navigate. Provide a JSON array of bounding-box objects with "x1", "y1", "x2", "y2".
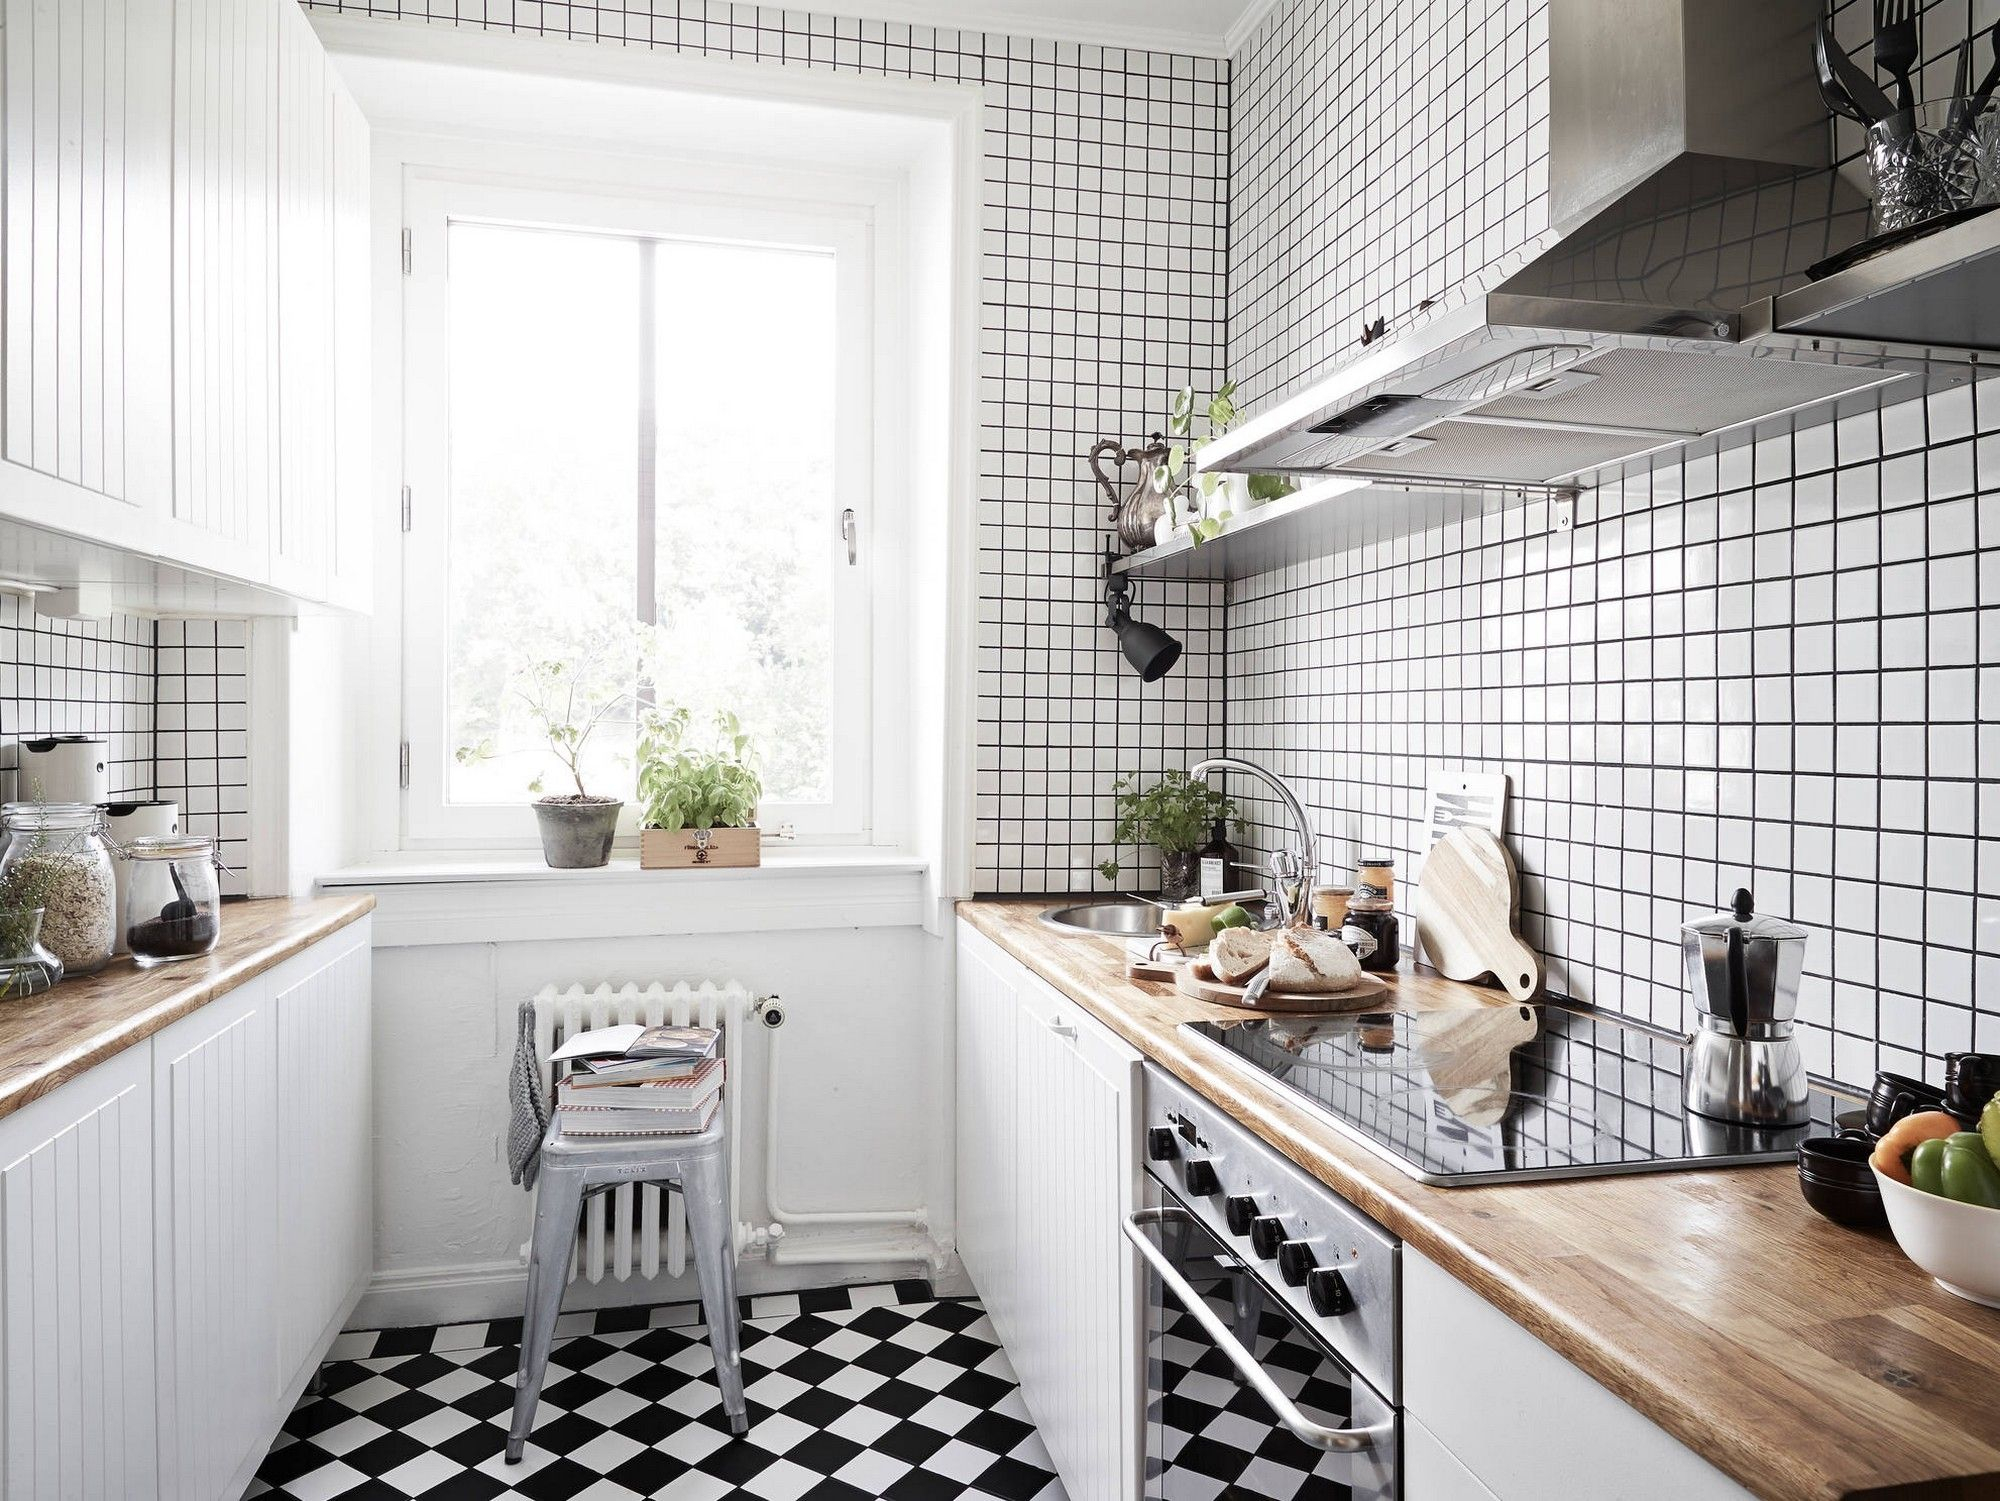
[{"x1": 822, "y1": 0, "x2": 1278, "y2": 56}]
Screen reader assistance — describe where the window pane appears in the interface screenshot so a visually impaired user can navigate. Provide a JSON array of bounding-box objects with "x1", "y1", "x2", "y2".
[
  {"x1": 446, "y1": 222, "x2": 639, "y2": 804},
  {"x1": 650, "y1": 241, "x2": 838, "y2": 805}
]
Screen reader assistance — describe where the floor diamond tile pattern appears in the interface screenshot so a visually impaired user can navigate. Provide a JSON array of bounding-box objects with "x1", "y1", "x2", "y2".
[{"x1": 249, "y1": 1285, "x2": 1069, "y2": 1500}]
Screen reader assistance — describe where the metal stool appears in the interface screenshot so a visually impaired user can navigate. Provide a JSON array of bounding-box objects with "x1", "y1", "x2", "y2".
[{"x1": 506, "y1": 1114, "x2": 747, "y2": 1462}]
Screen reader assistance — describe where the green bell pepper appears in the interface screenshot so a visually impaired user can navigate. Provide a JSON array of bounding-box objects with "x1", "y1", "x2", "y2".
[
  {"x1": 1940, "y1": 1132, "x2": 2000, "y2": 1209},
  {"x1": 1910, "y1": 1136, "x2": 1948, "y2": 1196}
]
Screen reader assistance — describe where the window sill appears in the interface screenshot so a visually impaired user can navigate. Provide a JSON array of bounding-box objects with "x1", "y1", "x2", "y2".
[{"x1": 321, "y1": 849, "x2": 931, "y2": 947}]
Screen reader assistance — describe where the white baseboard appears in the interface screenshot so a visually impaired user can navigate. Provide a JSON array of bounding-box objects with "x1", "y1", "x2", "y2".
[{"x1": 354, "y1": 1241, "x2": 963, "y2": 1329}]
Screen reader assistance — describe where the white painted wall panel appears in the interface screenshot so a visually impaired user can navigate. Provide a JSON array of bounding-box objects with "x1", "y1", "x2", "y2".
[
  {"x1": 0, "y1": 1045, "x2": 157, "y2": 1501},
  {"x1": 1, "y1": 0, "x2": 172, "y2": 507},
  {"x1": 953, "y1": 926, "x2": 1018, "y2": 1342}
]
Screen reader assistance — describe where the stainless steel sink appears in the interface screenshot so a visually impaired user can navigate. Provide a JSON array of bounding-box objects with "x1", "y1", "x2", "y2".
[{"x1": 1040, "y1": 902, "x2": 1160, "y2": 938}]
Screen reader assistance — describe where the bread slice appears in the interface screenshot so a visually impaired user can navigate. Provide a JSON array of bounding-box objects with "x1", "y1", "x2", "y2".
[
  {"x1": 1265, "y1": 929, "x2": 1362, "y2": 993},
  {"x1": 1209, "y1": 928, "x2": 1274, "y2": 985}
]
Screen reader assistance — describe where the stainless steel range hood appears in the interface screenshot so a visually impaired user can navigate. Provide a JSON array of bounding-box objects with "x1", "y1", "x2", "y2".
[{"x1": 1203, "y1": 0, "x2": 2000, "y2": 490}]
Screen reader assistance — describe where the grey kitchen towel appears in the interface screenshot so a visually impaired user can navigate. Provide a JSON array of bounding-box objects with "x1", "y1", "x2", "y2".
[{"x1": 507, "y1": 998, "x2": 549, "y2": 1190}]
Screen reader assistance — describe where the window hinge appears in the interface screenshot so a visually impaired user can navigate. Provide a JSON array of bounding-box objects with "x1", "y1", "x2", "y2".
[
  {"x1": 841, "y1": 507, "x2": 858, "y2": 566},
  {"x1": 398, "y1": 741, "x2": 410, "y2": 789},
  {"x1": 400, "y1": 484, "x2": 412, "y2": 532},
  {"x1": 401, "y1": 228, "x2": 412, "y2": 275}
]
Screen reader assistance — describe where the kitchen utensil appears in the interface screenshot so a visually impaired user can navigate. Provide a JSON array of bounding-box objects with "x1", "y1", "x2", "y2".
[
  {"x1": 1173, "y1": 965, "x2": 1388, "y2": 1013},
  {"x1": 1954, "y1": 34, "x2": 1972, "y2": 113},
  {"x1": 1819, "y1": 15, "x2": 1897, "y2": 123},
  {"x1": 14, "y1": 735, "x2": 109, "y2": 805},
  {"x1": 1414, "y1": 828, "x2": 1539, "y2": 1002},
  {"x1": 1947, "y1": 23, "x2": 2000, "y2": 145},
  {"x1": 1816, "y1": 19, "x2": 1874, "y2": 124},
  {"x1": 1681, "y1": 888, "x2": 1811, "y2": 1128},
  {"x1": 1874, "y1": 0, "x2": 1919, "y2": 114},
  {"x1": 1089, "y1": 437, "x2": 1173, "y2": 551},
  {"x1": 1866, "y1": 1069, "x2": 1949, "y2": 1136},
  {"x1": 1797, "y1": 1136, "x2": 1889, "y2": 1228},
  {"x1": 1945, "y1": 1051, "x2": 2000, "y2": 1121},
  {"x1": 1874, "y1": 1165, "x2": 2000, "y2": 1306}
]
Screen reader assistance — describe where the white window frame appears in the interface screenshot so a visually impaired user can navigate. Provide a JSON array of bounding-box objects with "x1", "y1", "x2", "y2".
[{"x1": 399, "y1": 170, "x2": 877, "y2": 847}]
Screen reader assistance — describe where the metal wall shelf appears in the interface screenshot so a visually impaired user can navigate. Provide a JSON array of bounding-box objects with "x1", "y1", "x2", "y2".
[{"x1": 1110, "y1": 475, "x2": 1571, "y2": 582}]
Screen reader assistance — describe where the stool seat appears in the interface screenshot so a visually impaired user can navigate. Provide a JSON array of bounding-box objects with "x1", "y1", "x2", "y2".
[{"x1": 506, "y1": 1114, "x2": 746, "y2": 1462}]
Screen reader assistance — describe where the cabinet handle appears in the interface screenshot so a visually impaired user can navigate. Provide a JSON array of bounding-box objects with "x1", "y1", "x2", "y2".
[
  {"x1": 1123, "y1": 1208, "x2": 1393, "y2": 1454},
  {"x1": 1046, "y1": 1017, "x2": 1078, "y2": 1041}
]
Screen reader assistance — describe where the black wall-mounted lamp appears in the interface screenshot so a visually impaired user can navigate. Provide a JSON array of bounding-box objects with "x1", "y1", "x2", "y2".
[{"x1": 1102, "y1": 549, "x2": 1182, "y2": 682}]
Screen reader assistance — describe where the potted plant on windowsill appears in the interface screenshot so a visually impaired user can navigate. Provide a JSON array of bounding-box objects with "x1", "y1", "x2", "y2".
[
  {"x1": 1098, "y1": 769, "x2": 1236, "y2": 904},
  {"x1": 459, "y1": 638, "x2": 647, "y2": 870},
  {"x1": 636, "y1": 707, "x2": 763, "y2": 870}
]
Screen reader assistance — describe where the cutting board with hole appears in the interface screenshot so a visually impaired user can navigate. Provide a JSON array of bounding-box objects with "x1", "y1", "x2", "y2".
[
  {"x1": 1173, "y1": 966, "x2": 1388, "y2": 1013},
  {"x1": 1416, "y1": 828, "x2": 1541, "y2": 1002}
]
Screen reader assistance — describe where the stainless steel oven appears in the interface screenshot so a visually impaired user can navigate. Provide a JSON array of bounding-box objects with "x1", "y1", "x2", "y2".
[{"x1": 1124, "y1": 1065, "x2": 1400, "y2": 1500}]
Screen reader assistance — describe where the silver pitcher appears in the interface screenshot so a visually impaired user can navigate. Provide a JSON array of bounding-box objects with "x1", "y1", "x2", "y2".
[
  {"x1": 1090, "y1": 437, "x2": 1173, "y2": 551},
  {"x1": 1681, "y1": 889, "x2": 1810, "y2": 1127}
]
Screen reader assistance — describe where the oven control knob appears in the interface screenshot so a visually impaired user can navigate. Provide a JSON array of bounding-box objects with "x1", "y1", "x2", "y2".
[
  {"x1": 1249, "y1": 1215, "x2": 1286, "y2": 1259},
  {"x1": 1224, "y1": 1195, "x2": 1258, "y2": 1236},
  {"x1": 1147, "y1": 1128, "x2": 1179, "y2": 1162},
  {"x1": 1183, "y1": 1158, "x2": 1220, "y2": 1196},
  {"x1": 1308, "y1": 1268, "x2": 1356, "y2": 1317},
  {"x1": 1278, "y1": 1240, "x2": 1317, "y2": 1287}
]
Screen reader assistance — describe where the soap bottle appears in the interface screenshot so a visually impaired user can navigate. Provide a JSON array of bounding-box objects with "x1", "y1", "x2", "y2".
[{"x1": 1197, "y1": 820, "x2": 1239, "y2": 903}]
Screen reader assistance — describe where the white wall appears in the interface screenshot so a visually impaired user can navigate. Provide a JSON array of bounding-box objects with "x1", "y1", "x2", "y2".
[{"x1": 358, "y1": 920, "x2": 956, "y2": 1327}]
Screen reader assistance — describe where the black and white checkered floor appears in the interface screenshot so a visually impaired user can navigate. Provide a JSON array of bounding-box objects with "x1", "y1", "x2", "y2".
[{"x1": 249, "y1": 1282, "x2": 1069, "y2": 1500}]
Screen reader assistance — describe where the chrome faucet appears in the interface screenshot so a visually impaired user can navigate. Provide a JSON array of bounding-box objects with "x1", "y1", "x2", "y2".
[{"x1": 1188, "y1": 757, "x2": 1316, "y2": 928}]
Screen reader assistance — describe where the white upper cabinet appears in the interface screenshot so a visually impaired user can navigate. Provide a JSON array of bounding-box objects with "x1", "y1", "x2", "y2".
[
  {"x1": 1, "y1": 0, "x2": 174, "y2": 523},
  {"x1": 0, "y1": 0, "x2": 370, "y2": 611}
]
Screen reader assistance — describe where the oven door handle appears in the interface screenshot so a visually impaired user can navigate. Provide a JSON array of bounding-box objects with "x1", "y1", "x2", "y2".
[{"x1": 1123, "y1": 1207, "x2": 1393, "y2": 1454}]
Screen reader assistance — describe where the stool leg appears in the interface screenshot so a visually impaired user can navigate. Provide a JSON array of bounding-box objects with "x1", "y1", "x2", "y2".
[
  {"x1": 507, "y1": 1160, "x2": 586, "y2": 1462},
  {"x1": 682, "y1": 1152, "x2": 748, "y2": 1436}
]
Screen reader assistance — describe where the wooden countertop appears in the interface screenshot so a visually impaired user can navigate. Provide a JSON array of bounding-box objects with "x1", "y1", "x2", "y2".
[
  {"x1": 0, "y1": 893, "x2": 374, "y2": 1121},
  {"x1": 960, "y1": 899, "x2": 2000, "y2": 1501}
]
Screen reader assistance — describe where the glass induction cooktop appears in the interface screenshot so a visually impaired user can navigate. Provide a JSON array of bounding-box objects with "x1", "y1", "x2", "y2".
[{"x1": 1182, "y1": 1003, "x2": 1854, "y2": 1185}]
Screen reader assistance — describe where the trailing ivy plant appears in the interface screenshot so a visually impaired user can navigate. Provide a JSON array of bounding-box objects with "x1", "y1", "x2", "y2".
[
  {"x1": 637, "y1": 706, "x2": 762, "y2": 831},
  {"x1": 1096, "y1": 770, "x2": 1237, "y2": 884},
  {"x1": 1150, "y1": 381, "x2": 1297, "y2": 545}
]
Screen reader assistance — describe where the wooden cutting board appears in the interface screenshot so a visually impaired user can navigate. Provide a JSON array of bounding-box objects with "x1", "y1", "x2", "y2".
[
  {"x1": 1416, "y1": 828, "x2": 1541, "y2": 1002},
  {"x1": 1173, "y1": 967, "x2": 1388, "y2": 1013}
]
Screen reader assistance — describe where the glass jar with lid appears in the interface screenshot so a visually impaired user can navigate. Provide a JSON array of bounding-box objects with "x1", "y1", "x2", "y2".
[
  {"x1": 121, "y1": 835, "x2": 222, "y2": 966},
  {"x1": 0, "y1": 802, "x2": 117, "y2": 977}
]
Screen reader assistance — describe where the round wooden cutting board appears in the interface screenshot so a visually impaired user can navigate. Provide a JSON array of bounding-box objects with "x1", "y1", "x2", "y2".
[
  {"x1": 1173, "y1": 967, "x2": 1389, "y2": 1013},
  {"x1": 1416, "y1": 828, "x2": 1541, "y2": 1002}
]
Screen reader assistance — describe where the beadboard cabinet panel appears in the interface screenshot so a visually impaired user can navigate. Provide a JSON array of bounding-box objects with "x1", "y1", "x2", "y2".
[
  {"x1": 0, "y1": 1044, "x2": 158, "y2": 1501},
  {"x1": 272, "y1": 0, "x2": 333, "y2": 600},
  {"x1": 0, "y1": 0, "x2": 173, "y2": 515},
  {"x1": 326, "y1": 75, "x2": 374, "y2": 612},
  {"x1": 153, "y1": 983, "x2": 280, "y2": 1501},
  {"x1": 274, "y1": 929, "x2": 374, "y2": 1394},
  {"x1": 953, "y1": 921, "x2": 1141, "y2": 1501}
]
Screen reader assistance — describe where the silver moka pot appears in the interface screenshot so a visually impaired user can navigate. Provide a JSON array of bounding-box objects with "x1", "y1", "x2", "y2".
[{"x1": 1682, "y1": 889, "x2": 1810, "y2": 1127}]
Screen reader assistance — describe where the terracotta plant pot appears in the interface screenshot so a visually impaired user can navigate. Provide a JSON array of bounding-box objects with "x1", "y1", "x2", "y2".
[{"x1": 532, "y1": 797, "x2": 622, "y2": 869}]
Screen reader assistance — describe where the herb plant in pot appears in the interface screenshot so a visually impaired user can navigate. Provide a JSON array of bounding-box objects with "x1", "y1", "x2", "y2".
[
  {"x1": 636, "y1": 707, "x2": 763, "y2": 869},
  {"x1": 1099, "y1": 770, "x2": 1236, "y2": 904}
]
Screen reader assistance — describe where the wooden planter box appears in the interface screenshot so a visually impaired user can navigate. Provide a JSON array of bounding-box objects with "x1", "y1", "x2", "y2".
[{"x1": 640, "y1": 826, "x2": 760, "y2": 870}]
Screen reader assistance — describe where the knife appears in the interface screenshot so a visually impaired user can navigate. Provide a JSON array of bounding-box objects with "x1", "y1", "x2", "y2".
[{"x1": 1818, "y1": 15, "x2": 1897, "y2": 125}]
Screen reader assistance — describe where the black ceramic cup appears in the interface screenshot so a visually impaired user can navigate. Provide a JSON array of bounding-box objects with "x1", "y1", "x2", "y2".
[
  {"x1": 1945, "y1": 1052, "x2": 2000, "y2": 1123},
  {"x1": 1796, "y1": 1136, "x2": 1888, "y2": 1228},
  {"x1": 1865, "y1": 1070, "x2": 1948, "y2": 1137}
]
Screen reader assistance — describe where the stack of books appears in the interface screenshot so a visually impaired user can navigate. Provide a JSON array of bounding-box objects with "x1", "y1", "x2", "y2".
[{"x1": 549, "y1": 1023, "x2": 724, "y2": 1136}]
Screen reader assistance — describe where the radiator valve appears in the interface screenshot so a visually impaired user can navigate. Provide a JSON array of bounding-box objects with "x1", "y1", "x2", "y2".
[{"x1": 753, "y1": 996, "x2": 786, "y2": 1029}]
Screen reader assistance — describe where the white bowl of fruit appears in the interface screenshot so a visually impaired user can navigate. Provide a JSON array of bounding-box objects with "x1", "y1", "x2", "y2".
[{"x1": 1870, "y1": 1102, "x2": 2000, "y2": 1308}]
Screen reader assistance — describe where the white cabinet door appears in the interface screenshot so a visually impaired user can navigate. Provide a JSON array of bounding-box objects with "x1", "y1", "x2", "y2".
[
  {"x1": 325, "y1": 73, "x2": 373, "y2": 613},
  {"x1": 273, "y1": 926, "x2": 373, "y2": 1394},
  {"x1": 1009, "y1": 974, "x2": 1139, "y2": 1501},
  {"x1": 170, "y1": 0, "x2": 281, "y2": 583},
  {"x1": 0, "y1": 0, "x2": 173, "y2": 527},
  {"x1": 153, "y1": 979, "x2": 279, "y2": 1501},
  {"x1": 0, "y1": 1045, "x2": 158, "y2": 1501},
  {"x1": 954, "y1": 925, "x2": 1020, "y2": 1344}
]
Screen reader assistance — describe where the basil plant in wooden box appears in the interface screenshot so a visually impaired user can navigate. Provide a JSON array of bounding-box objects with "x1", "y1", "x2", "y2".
[{"x1": 637, "y1": 707, "x2": 763, "y2": 869}]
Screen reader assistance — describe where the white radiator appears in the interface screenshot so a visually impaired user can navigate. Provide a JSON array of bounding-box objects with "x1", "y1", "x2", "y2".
[{"x1": 530, "y1": 980, "x2": 751, "y2": 1284}]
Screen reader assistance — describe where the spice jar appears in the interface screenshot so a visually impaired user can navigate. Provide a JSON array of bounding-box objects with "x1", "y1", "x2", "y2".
[
  {"x1": 1356, "y1": 854, "x2": 1396, "y2": 906},
  {"x1": 1348, "y1": 854, "x2": 1400, "y2": 973},
  {"x1": 122, "y1": 835, "x2": 222, "y2": 966},
  {"x1": 0, "y1": 802, "x2": 117, "y2": 977}
]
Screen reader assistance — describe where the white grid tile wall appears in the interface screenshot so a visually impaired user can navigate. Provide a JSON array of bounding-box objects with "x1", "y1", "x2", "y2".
[
  {"x1": 0, "y1": 598, "x2": 250, "y2": 897},
  {"x1": 1223, "y1": 0, "x2": 2000, "y2": 1086},
  {"x1": 301, "y1": 0, "x2": 1233, "y2": 895}
]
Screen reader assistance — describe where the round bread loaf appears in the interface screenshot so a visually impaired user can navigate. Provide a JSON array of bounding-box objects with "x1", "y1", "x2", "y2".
[
  {"x1": 1266, "y1": 929, "x2": 1362, "y2": 992},
  {"x1": 1209, "y1": 927, "x2": 1274, "y2": 985}
]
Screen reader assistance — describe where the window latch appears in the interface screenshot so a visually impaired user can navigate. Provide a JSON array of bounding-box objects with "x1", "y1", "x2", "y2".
[{"x1": 841, "y1": 507, "x2": 858, "y2": 566}]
